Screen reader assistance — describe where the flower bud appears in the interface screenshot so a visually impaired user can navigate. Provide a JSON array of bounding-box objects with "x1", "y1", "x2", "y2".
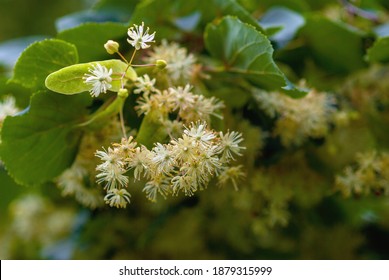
[
  {"x1": 104, "y1": 40, "x2": 120, "y2": 54},
  {"x1": 156, "y1": 59, "x2": 167, "y2": 70},
  {"x1": 118, "y1": 88, "x2": 129, "y2": 98}
]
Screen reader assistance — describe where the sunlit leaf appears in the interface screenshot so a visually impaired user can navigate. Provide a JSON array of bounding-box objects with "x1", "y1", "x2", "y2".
[
  {"x1": 11, "y1": 39, "x2": 78, "y2": 90},
  {"x1": 57, "y1": 22, "x2": 127, "y2": 62}
]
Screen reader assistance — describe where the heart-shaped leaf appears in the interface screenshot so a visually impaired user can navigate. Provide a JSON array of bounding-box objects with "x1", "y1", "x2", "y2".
[
  {"x1": 57, "y1": 22, "x2": 128, "y2": 62},
  {"x1": 11, "y1": 39, "x2": 78, "y2": 91},
  {"x1": 0, "y1": 91, "x2": 92, "y2": 186},
  {"x1": 204, "y1": 16, "x2": 306, "y2": 97}
]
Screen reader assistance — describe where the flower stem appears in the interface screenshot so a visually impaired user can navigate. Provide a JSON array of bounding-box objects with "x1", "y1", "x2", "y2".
[
  {"x1": 120, "y1": 49, "x2": 137, "y2": 89},
  {"x1": 129, "y1": 49, "x2": 137, "y2": 65},
  {"x1": 119, "y1": 107, "x2": 127, "y2": 138},
  {"x1": 117, "y1": 51, "x2": 129, "y2": 64},
  {"x1": 130, "y1": 63, "x2": 156, "y2": 67}
]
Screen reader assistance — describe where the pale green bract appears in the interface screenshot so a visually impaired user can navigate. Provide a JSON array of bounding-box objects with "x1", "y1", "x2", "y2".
[{"x1": 45, "y1": 59, "x2": 137, "y2": 95}]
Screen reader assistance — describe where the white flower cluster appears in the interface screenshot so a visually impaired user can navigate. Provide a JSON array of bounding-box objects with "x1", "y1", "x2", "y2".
[
  {"x1": 146, "y1": 39, "x2": 196, "y2": 83},
  {"x1": 134, "y1": 79, "x2": 224, "y2": 125},
  {"x1": 95, "y1": 121, "x2": 245, "y2": 208},
  {"x1": 56, "y1": 119, "x2": 124, "y2": 209},
  {"x1": 253, "y1": 87, "x2": 336, "y2": 147},
  {"x1": 83, "y1": 22, "x2": 156, "y2": 97}
]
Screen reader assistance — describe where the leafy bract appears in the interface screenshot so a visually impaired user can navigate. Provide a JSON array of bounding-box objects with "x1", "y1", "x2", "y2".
[
  {"x1": 45, "y1": 59, "x2": 137, "y2": 95},
  {"x1": 366, "y1": 37, "x2": 389, "y2": 63},
  {"x1": 0, "y1": 91, "x2": 91, "y2": 187},
  {"x1": 82, "y1": 90, "x2": 129, "y2": 129},
  {"x1": 57, "y1": 22, "x2": 127, "y2": 62},
  {"x1": 11, "y1": 39, "x2": 78, "y2": 90},
  {"x1": 204, "y1": 16, "x2": 306, "y2": 97}
]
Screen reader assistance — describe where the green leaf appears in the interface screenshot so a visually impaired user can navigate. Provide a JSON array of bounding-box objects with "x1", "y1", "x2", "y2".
[
  {"x1": 301, "y1": 16, "x2": 366, "y2": 74},
  {"x1": 93, "y1": 0, "x2": 140, "y2": 15},
  {"x1": 204, "y1": 16, "x2": 306, "y2": 97},
  {"x1": 0, "y1": 36, "x2": 47, "y2": 71},
  {"x1": 210, "y1": 0, "x2": 264, "y2": 32},
  {"x1": 11, "y1": 39, "x2": 78, "y2": 90},
  {"x1": 56, "y1": 10, "x2": 131, "y2": 32},
  {"x1": 0, "y1": 91, "x2": 91, "y2": 186},
  {"x1": 57, "y1": 22, "x2": 128, "y2": 62},
  {"x1": 45, "y1": 59, "x2": 137, "y2": 95},
  {"x1": 130, "y1": 0, "x2": 264, "y2": 40},
  {"x1": 366, "y1": 37, "x2": 389, "y2": 63},
  {"x1": 129, "y1": 0, "x2": 200, "y2": 40},
  {"x1": 0, "y1": 78, "x2": 31, "y2": 108}
]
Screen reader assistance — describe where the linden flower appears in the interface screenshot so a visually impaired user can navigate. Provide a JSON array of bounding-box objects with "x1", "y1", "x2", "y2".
[
  {"x1": 127, "y1": 146, "x2": 153, "y2": 181},
  {"x1": 142, "y1": 174, "x2": 170, "y2": 202},
  {"x1": 83, "y1": 63, "x2": 113, "y2": 97},
  {"x1": 218, "y1": 131, "x2": 246, "y2": 162},
  {"x1": 134, "y1": 74, "x2": 157, "y2": 95},
  {"x1": 127, "y1": 22, "x2": 155, "y2": 50},
  {"x1": 169, "y1": 85, "x2": 195, "y2": 113},
  {"x1": 184, "y1": 121, "x2": 216, "y2": 148},
  {"x1": 152, "y1": 143, "x2": 175, "y2": 174},
  {"x1": 104, "y1": 189, "x2": 131, "y2": 208},
  {"x1": 95, "y1": 148, "x2": 128, "y2": 190},
  {"x1": 171, "y1": 174, "x2": 197, "y2": 196},
  {"x1": 218, "y1": 165, "x2": 245, "y2": 191}
]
